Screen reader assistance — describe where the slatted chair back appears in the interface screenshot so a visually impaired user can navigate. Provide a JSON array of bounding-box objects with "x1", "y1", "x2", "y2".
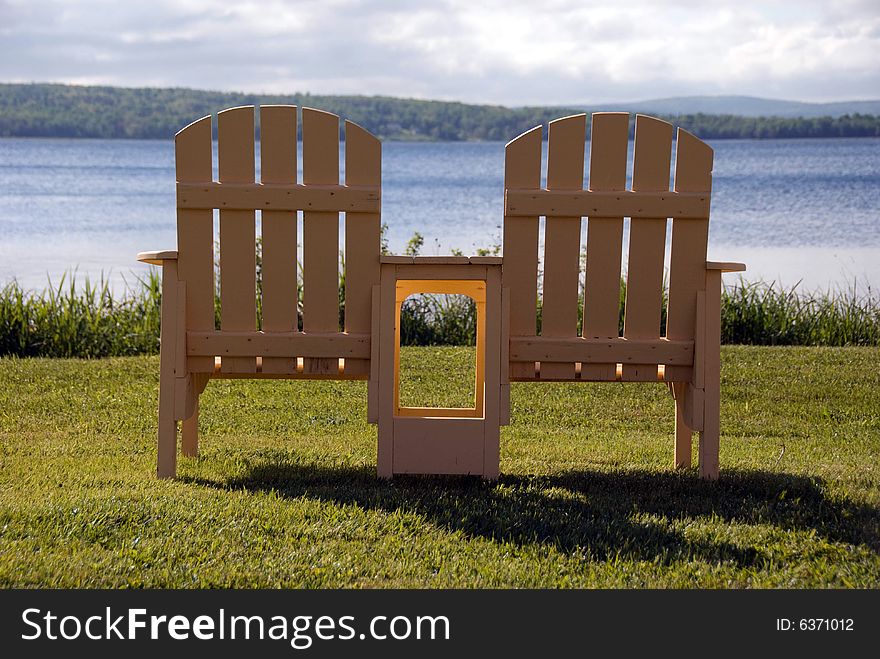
[
  {"x1": 502, "y1": 112, "x2": 713, "y2": 383},
  {"x1": 174, "y1": 105, "x2": 381, "y2": 378}
]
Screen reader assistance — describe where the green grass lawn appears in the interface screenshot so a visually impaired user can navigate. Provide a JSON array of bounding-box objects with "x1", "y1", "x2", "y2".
[{"x1": 0, "y1": 346, "x2": 877, "y2": 588}]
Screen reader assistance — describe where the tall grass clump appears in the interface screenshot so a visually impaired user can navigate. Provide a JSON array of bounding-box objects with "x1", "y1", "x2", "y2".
[
  {"x1": 400, "y1": 271, "x2": 878, "y2": 347},
  {"x1": 722, "y1": 279, "x2": 880, "y2": 346},
  {"x1": 0, "y1": 272, "x2": 161, "y2": 357},
  {"x1": 2, "y1": 236, "x2": 879, "y2": 356},
  {"x1": 400, "y1": 294, "x2": 476, "y2": 346}
]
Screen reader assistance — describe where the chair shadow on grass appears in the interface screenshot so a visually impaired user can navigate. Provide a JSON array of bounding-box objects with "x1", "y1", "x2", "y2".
[{"x1": 183, "y1": 461, "x2": 879, "y2": 568}]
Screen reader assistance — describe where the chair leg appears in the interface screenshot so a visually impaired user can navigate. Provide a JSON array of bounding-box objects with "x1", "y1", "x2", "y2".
[
  {"x1": 699, "y1": 269, "x2": 722, "y2": 480},
  {"x1": 672, "y1": 382, "x2": 693, "y2": 469},
  {"x1": 700, "y1": 380, "x2": 720, "y2": 480},
  {"x1": 181, "y1": 397, "x2": 199, "y2": 458},
  {"x1": 156, "y1": 259, "x2": 180, "y2": 479},
  {"x1": 157, "y1": 362, "x2": 178, "y2": 478},
  {"x1": 377, "y1": 424, "x2": 393, "y2": 479}
]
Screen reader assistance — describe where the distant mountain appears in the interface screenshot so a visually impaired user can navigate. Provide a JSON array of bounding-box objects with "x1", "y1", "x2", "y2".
[{"x1": 594, "y1": 95, "x2": 880, "y2": 118}]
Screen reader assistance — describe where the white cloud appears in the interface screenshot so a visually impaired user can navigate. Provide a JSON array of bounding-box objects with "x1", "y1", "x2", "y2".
[{"x1": 0, "y1": 0, "x2": 877, "y2": 102}]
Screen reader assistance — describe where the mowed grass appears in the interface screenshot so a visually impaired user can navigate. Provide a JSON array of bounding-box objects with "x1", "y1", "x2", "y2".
[{"x1": 0, "y1": 346, "x2": 878, "y2": 588}]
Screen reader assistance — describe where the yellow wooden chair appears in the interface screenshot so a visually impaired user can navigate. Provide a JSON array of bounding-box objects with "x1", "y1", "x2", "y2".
[
  {"x1": 502, "y1": 112, "x2": 745, "y2": 479},
  {"x1": 138, "y1": 105, "x2": 381, "y2": 478}
]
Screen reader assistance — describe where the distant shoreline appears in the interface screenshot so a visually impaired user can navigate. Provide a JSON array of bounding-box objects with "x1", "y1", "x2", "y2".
[
  {"x1": 1, "y1": 83, "x2": 879, "y2": 142},
  {"x1": 2, "y1": 135, "x2": 879, "y2": 143}
]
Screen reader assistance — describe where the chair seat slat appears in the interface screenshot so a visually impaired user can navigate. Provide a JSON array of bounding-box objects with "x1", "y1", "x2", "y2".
[
  {"x1": 509, "y1": 336, "x2": 693, "y2": 364},
  {"x1": 187, "y1": 331, "x2": 370, "y2": 359}
]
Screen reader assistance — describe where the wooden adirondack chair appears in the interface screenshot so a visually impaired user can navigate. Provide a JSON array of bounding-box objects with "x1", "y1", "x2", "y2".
[
  {"x1": 140, "y1": 105, "x2": 741, "y2": 481},
  {"x1": 502, "y1": 112, "x2": 745, "y2": 479},
  {"x1": 138, "y1": 105, "x2": 381, "y2": 478}
]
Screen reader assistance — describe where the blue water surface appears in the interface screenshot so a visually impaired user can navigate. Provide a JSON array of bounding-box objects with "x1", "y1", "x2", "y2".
[{"x1": 0, "y1": 137, "x2": 877, "y2": 291}]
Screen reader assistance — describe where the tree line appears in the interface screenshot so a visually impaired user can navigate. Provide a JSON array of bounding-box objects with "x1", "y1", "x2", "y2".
[{"x1": 1, "y1": 83, "x2": 878, "y2": 141}]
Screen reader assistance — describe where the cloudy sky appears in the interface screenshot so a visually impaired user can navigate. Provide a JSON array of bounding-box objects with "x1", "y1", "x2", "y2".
[{"x1": 1, "y1": 0, "x2": 877, "y2": 104}]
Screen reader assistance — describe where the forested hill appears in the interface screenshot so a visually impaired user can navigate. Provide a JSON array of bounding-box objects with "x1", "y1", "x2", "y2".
[{"x1": 1, "y1": 83, "x2": 878, "y2": 141}]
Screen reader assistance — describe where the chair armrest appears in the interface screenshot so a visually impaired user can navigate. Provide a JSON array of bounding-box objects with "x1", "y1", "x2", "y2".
[
  {"x1": 137, "y1": 250, "x2": 178, "y2": 266},
  {"x1": 706, "y1": 261, "x2": 746, "y2": 273}
]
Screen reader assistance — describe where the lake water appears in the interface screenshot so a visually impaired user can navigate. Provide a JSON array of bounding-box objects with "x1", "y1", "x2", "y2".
[{"x1": 0, "y1": 137, "x2": 878, "y2": 293}]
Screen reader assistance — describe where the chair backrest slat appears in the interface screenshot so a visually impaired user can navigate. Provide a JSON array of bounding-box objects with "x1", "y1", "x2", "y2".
[
  {"x1": 541, "y1": 114, "x2": 586, "y2": 380},
  {"x1": 260, "y1": 105, "x2": 298, "y2": 374},
  {"x1": 581, "y1": 112, "x2": 628, "y2": 379},
  {"x1": 343, "y1": 121, "x2": 381, "y2": 334},
  {"x1": 218, "y1": 106, "x2": 257, "y2": 373},
  {"x1": 301, "y1": 107, "x2": 341, "y2": 375},
  {"x1": 342, "y1": 120, "x2": 381, "y2": 378},
  {"x1": 501, "y1": 125, "x2": 542, "y2": 379},
  {"x1": 623, "y1": 115, "x2": 673, "y2": 346},
  {"x1": 175, "y1": 115, "x2": 215, "y2": 373},
  {"x1": 667, "y1": 129, "x2": 713, "y2": 341},
  {"x1": 583, "y1": 112, "x2": 628, "y2": 338}
]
